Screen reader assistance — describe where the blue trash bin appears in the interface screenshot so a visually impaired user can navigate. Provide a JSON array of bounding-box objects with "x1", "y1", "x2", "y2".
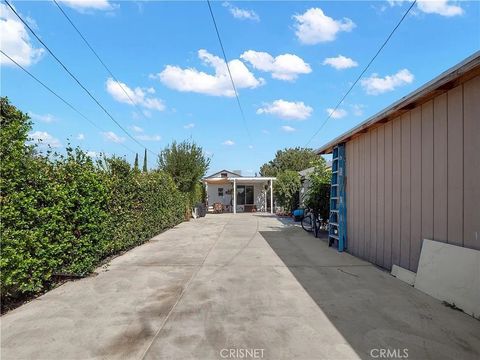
[{"x1": 293, "y1": 209, "x2": 304, "y2": 222}]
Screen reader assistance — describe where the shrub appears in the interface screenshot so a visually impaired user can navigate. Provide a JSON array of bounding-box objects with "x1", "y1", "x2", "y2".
[
  {"x1": 0, "y1": 97, "x2": 188, "y2": 306},
  {"x1": 275, "y1": 170, "x2": 302, "y2": 213},
  {"x1": 304, "y1": 162, "x2": 332, "y2": 220}
]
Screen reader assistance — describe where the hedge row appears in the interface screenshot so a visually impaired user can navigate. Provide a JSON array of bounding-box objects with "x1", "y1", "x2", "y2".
[{"x1": 0, "y1": 97, "x2": 188, "y2": 304}]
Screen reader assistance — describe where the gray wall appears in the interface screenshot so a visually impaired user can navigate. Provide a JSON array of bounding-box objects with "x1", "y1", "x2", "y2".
[{"x1": 345, "y1": 75, "x2": 480, "y2": 272}]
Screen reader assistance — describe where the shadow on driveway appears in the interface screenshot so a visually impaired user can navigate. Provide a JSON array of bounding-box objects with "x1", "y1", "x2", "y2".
[{"x1": 260, "y1": 224, "x2": 480, "y2": 360}]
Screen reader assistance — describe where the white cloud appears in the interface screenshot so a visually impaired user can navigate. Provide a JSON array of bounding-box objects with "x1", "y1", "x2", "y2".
[
  {"x1": 351, "y1": 104, "x2": 365, "y2": 116},
  {"x1": 248, "y1": 145, "x2": 254, "y2": 149},
  {"x1": 388, "y1": 0, "x2": 463, "y2": 17},
  {"x1": 102, "y1": 131, "x2": 125, "y2": 143},
  {"x1": 293, "y1": 8, "x2": 355, "y2": 44},
  {"x1": 25, "y1": 16, "x2": 38, "y2": 30},
  {"x1": 106, "y1": 78, "x2": 165, "y2": 111},
  {"x1": 57, "y1": 0, "x2": 115, "y2": 12},
  {"x1": 417, "y1": 0, "x2": 463, "y2": 16},
  {"x1": 130, "y1": 125, "x2": 144, "y2": 133},
  {"x1": 29, "y1": 131, "x2": 61, "y2": 148},
  {"x1": 323, "y1": 55, "x2": 358, "y2": 70},
  {"x1": 240, "y1": 50, "x2": 311, "y2": 81},
  {"x1": 86, "y1": 151, "x2": 99, "y2": 158},
  {"x1": 77, "y1": 133, "x2": 85, "y2": 140},
  {"x1": 222, "y1": 140, "x2": 235, "y2": 146},
  {"x1": 223, "y1": 2, "x2": 260, "y2": 21},
  {"x1": 183, "y1": 123, "x2": 195, "y2": 129},
  {"x1": 135, "y1": 134, "x2": 161, "y2": 142},
  {"x1": 361, "y1": 69, "x2": 414, "y2": 95},
  {"x1": 281, "y1": 125, "x2": 296, "y2": 133},
  {"x1": 28, "y1": 111, "x2": 55, "y2": 123},
  {"x1": 326, "y1": 108, "x2": 348, "y2": 119},
  {"x1": 0, "y1": 4, "x2": 44, "y2": 67},
  {"x1": 257, "y1": 100, "x2": 313, "y2": 120},
  {"x1": 152, "y1": 49, "x2": 264, "y2": 97}
]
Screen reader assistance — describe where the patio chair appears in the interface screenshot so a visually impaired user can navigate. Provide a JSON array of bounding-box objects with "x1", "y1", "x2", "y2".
[{"x1": 213, "y1": 202, "x2": 223, "y2": 213}]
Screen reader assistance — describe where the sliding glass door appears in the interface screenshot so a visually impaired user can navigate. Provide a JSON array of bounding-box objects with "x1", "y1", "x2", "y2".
[{"x1": 236, "y1": 185, "x2": 254, "y2": 205}]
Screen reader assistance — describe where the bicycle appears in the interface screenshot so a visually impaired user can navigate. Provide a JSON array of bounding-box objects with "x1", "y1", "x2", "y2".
[{"x1": 301, "y1": 208, "x2": 321, "y2": 237}]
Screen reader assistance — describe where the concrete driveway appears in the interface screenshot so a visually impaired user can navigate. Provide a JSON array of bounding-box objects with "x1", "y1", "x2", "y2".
[{"x1": 1, "y1": 214, "x2": 479, "y2": 360}]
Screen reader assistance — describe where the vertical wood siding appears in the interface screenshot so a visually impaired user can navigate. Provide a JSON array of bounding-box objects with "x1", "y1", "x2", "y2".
[
  {"x1": 384, "y1": 122, "x2": 393, "y2": 269},
  {"x1": 463, "y1": 76, "x2": 480, "y2": 250},
  {"x1": 345, "y1": 78, "x2": 480, "y2": 271},
  {"x1": 364, "y1": 132, "x2": 372, "y2": 261},
  {"x1": 410, "y1": 107, "x2": 422, "y2": 270}
]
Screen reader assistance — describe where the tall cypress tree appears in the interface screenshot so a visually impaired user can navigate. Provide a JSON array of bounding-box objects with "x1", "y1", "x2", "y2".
[
  {"x1": 133, "y1": 153, "x2": 139, "y2": 171},
  {"x1": 142, "y1": 148, "x2": 148, "y2": 172}
]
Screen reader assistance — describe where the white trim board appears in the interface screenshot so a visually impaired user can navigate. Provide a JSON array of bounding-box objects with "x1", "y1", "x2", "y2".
[{"x1": 414, "y1": 239, "x2": 480, "y2": 319}]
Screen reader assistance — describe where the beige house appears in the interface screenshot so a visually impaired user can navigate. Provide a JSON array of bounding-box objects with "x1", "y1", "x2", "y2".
[
  {"x1": 203, "y1": 170, "x2": 275, "y2": 214},
  {"x1": 316, "y1": 52, "x2": 480, "y2": 272}
]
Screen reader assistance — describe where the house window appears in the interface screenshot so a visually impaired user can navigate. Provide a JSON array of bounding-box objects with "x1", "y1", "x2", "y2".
[
  {"x1": 218, "y1": 188, "x2": 224, "y2": 197},
  {"x1": 236, "y1": 185, "x2": 254, "y2": 205},
  {"x1": 221, "y1": 172, "x2": 228, "y2": 178}
]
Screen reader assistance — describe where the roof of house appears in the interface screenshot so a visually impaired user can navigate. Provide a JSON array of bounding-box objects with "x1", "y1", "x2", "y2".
[
  {"x1": 299, "y1": 167, "x2": 315, "y2": 178},
  {"x1": 315, "y1": 51, "x2": 480, "y2": 155},
  {"x1": 299, "y1": 161, "x2": 333, "y2": 178},
  {"x1": 204, "y1": 169, "x2": 242, "y2": 179},
  {"x1": 203, "y1": 169, "x2": 276, "y2": 183}
]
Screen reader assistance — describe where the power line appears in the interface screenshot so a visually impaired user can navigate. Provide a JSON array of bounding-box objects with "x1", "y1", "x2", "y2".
[
  {"x1": 206, "y1": 0, "x2": 252, "y2": 144},
  {"x1": 0, "y1": 49, "x2": 136, "y2": 156},
  {"x1": 3, "y1": 0, "x2": 156, "y2": 157},
  {"x1": 52, "y1": 0, "x2": 148, "y2": 121},
  {"x1": 305, "y1": 0, "x2": 417, "y2": 147}
]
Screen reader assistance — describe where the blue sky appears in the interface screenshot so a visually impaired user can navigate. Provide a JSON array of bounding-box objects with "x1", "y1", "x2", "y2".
[{"x1": 1, "y1": 0, "x2": 479, "y2": 174}]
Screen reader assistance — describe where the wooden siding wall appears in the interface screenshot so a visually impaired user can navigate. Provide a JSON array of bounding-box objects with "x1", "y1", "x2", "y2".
[{"x1": 345, "y1": 76, "x2": 480, "y2": 272}]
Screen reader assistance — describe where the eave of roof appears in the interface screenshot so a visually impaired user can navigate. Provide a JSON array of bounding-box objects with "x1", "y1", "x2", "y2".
[
  {"x1": 315, "y1": 51, "x2": 480, "y2": 155},
  {"x1": 203, "y1": 176, "x2": 276, "y2": 184},
  {"x1": 204, "y1": 169, "x2": 243, "y2": 178}
]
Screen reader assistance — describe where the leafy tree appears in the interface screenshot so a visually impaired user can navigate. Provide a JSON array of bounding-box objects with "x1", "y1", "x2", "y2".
[
  {"x1": 133, "y1": 153, "x2": 139, "y2": 171},
  {"x1": 260, "y1": 147, "x2": 320, "y2": 176},
  {"x1": 157, "y1": 140, "x2": 210, "y2": 201},
  {"x1": 275, "y1": 170, "x2": 302, "y2": 213},
  {"x1": 142, "y1": 149, "x2": 148, "y2": 172}
]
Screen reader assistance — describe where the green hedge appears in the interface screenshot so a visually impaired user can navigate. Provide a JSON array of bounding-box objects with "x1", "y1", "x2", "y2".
[{"x1": 0, "y1": 97, "x2": 188, "y2": 303}]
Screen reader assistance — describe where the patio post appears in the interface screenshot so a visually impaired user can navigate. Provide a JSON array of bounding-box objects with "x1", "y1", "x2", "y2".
[
  {"x1": 205, "y1": 183, "x2": 208, "y2": 206},
  {"x1": 264, "y1": 187, "x2": 267, "y2": 213},
  {"x1": 233, "y1": 178, "x2": 236, "y2": 214},
  {"x1": 270, "y1": 179, "x2": 273, "y2": 214}
]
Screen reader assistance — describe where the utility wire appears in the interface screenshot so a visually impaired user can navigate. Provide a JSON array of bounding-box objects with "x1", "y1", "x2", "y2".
[
  {"x1": 206, "y1": 0, "x2": 252, "y2": 144},
  {"x1": 52, "y1": 0, "x2": 148, "y2": 121},
  {"x1": 0, "y1": 49, "x2": 136, "y2": 155},
  {"x1": 305, "y1": 0, "x2": 417, "y2": 147},
  {"x1": 3, "y1": 0, "x2": 156, "y2": 157}
]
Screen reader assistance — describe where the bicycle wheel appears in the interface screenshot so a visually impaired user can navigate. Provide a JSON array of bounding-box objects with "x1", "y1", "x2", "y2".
[
  {"x1": 313, "y1": 218, "x2": 319, "y2": 237},
  {"x1": 301, "y1": 215, "x2": 313, "y2": 232}
]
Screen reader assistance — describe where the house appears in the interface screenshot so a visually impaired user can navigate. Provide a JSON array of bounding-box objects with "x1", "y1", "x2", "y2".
[
  {"x1": 315, "y1": 52, "x2": 480, "y2": 273},
  {"x1": 203, "y1": 170, "x2": 276, "y2": 214}
]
